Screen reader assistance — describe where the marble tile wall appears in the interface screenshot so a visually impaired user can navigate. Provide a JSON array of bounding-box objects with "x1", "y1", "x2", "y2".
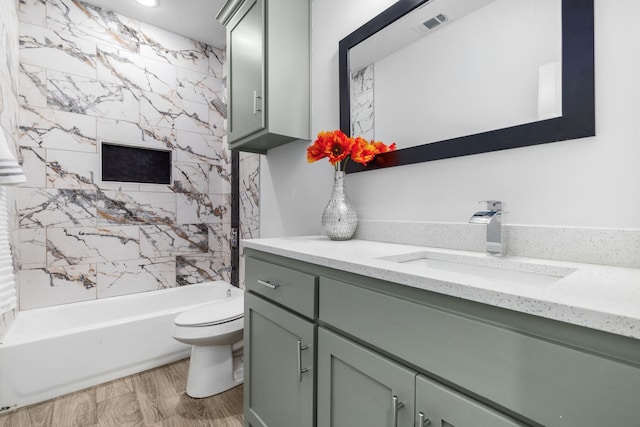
[
  {"x1": 0, "y1": 0, "x2": 21, "y2": 339},
  {"x1": 16, "y1": 0, "x2": 260, "y2": 310},
  {"x1": 350, "y1": 64, "x2": 374, "y2": 140}
]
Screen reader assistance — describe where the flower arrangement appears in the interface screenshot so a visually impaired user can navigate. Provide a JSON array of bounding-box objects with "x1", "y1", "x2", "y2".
[{"x1": 307, "y1": 130, "x2": 396, "y2": 171}]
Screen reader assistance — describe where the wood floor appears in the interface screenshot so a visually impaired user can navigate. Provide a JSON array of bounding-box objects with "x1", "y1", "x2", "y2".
[{"x1": 0, "y1": 358, "x2": 244, "y2": 427}]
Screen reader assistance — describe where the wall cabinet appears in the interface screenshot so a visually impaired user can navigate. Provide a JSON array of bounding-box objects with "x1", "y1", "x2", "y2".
[
  {"x1": 217, "y1": 0, "x2": 310, "y2": 153},
  {"x1": 244, "y1": 249, "x2": 640, "y2": 427}
]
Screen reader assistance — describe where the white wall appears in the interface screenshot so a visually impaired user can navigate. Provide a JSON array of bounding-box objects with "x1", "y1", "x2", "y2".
[{"x1": 260, "y1": 0, "x2": 640, "y2": 236}]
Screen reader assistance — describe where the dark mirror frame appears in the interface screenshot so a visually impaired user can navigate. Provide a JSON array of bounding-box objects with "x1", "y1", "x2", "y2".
[{"x1": 340, "y1": 0, "x2": 595, "y2": 173}]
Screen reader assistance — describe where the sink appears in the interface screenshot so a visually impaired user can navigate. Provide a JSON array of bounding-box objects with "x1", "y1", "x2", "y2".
[{"x1": 379, "y1": 251, "x2": 576, "y2": 286}]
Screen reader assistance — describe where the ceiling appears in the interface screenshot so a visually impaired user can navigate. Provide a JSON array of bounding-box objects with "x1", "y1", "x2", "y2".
[{"x1": 81, "y1": 0, "x2": 228, "y2": 48}]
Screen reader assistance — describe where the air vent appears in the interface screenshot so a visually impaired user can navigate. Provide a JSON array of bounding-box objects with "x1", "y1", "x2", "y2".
[{"x1": 413, "y1": 13, "x2": 449, "y2": 34}]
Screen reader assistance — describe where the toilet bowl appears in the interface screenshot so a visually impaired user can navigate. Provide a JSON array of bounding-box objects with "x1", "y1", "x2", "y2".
[{"x1": 172, "y1": 284, "x2": 244, "y2": 398}]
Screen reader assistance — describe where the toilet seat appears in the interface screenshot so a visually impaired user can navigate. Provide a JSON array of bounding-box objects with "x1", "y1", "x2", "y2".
[{"x1": 175, "y1": 297, "x2": 244, "y2": 327}]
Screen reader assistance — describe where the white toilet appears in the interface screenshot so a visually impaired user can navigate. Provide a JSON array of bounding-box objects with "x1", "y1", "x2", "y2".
[{"x1": 172, "y1": 283, "x2": 244, "y2": 398}]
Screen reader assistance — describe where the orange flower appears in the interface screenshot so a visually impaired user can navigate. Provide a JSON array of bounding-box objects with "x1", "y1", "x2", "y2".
[
  {"x1": 307, "y1": 130, "x2": 396, "y2": 170},
  {"x1": 350, "y1": 137, "x2": 378, "y2": 165},
  {"x1": 307, "y1": 137, "x2": 328, "y2": 163},
  {"x1": 371, "y1": 140, "x2": 397, "y2": 154},
  {"x1": 323, "y1": 130, "x2": 353, "y2": 166}
]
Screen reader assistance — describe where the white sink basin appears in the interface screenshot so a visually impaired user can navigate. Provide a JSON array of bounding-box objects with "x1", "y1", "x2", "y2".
[{"x1": 379, "y1": 250, "x2": 576, "y2": 286}]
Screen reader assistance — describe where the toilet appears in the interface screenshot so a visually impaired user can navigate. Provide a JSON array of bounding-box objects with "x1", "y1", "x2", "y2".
[{"x1": 172, "y1": 284, "x2": 244, "y2": 398}]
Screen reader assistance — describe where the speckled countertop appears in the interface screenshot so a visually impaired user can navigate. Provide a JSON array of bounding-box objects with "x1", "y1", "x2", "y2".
[{"x1": 243, "y1": 236, "x2": 640, "y2": 340}]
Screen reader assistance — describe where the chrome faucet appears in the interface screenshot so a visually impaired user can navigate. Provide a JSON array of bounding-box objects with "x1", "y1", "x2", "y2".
[{"x1": 469, "y1": 200, "x2": 503, "y2": 255}]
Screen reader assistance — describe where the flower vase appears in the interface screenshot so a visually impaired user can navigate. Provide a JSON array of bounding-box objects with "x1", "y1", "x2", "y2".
[{"x1": 322, "y1": 171, "x2": 358, "y2": 240}]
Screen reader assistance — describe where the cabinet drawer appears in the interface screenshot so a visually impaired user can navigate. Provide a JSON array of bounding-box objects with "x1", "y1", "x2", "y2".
[
  {"x1": 246, "y1": 257, "x2": 317, "y2": 318},
  {"x1": 319, "y1": 277, "x2": 640, "y2": 427}
]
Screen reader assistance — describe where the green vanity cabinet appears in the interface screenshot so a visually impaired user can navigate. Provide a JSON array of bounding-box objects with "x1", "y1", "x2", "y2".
[
  {"x1": 244, "y1": 248, "x2": 640, "y2": 427},
  {"x1": 317, "y1": 327, "x2": 416, "y2": 427},
  {"x1": 244, "y1": 292, "x2": 315, "y2": 427},
  {"x1": 217, "y1": 0, "x2": 310, "y2": 153},
  {"x1": 415, "y1": 375, "x2": 527, "y2": 427}
]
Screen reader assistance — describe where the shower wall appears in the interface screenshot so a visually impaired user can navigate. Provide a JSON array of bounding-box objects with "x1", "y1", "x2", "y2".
[
  {"x1": 16, "y1": 0, "x2": 259, "y2": 310},
  {"x1": 0, "y1": 0, "x2": 21, "y2": 338}
]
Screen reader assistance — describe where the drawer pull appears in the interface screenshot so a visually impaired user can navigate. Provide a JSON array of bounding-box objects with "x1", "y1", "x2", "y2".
[
  {"x1": 418, "y1": 412, "x2": 431, "y2": 426},
  {"x1": 297, "y1": 339, "x2": 310, "y2": 382},
  {"x1": 392, "y1": 395, "x2": 405, "y2": 427},
  {"x1": 257, "y1": 279, "x2": 279, "y2": 290}
]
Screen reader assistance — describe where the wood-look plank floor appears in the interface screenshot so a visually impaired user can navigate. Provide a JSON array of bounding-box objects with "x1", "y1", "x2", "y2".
[{"x1": 0, "y1": 359, "x2": 244, "y2": 427}]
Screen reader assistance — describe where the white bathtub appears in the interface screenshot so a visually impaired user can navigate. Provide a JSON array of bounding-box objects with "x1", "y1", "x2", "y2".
[{"x1": 0, "y1": 281, "x2": 241, "y2": 411}]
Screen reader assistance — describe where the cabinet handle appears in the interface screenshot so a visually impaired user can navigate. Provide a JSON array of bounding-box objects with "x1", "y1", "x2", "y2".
[
  {"x1": 257, "y1": 279, "x2": 279, "y2": 290},
  {"x1": 392, "y1": 395, "x2": 405, "y2": 427},
  {"x1": 252, "y1": 90, "x2": 262, "y2": 115},
  {"x1": 297, "y1": 339, "x2": 309, "y2": 382},
  {"x1": 417, "y1": 412, "x2": 431, "y2": 426}
]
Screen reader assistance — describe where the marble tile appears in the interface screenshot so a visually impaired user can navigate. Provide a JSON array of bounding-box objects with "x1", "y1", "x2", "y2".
[
  {"x1": 46, "y1": 149, "x2": 100, "y2": 190},
  {"x1": 209, "y1": 161, "x2": 231, "y2": 195},
  {"x1": 46, "y1": 0, "x2": 140, "y2": 51},
  {"x1": 18, "y1": 188, "x2": 97, "y2": 228},
  {"x1": 97, "y1": 257, "x2": 176, "y2": 298},
  {"x1": 18, "y1": 145, "x2": 46, "y2": 188},
  {"x1": 140, "y1": 223, "x2": 208, "y2": 258},
  {"x1": 19, "y1": 105, "x2": 97, "y2": 152},
  {"x1": 97, "y1": 118, "x2": 177, "y2": 151},
  {"x1": 97, "y1": 46, "x2": 177, "y2": 97},
  {"x1": 47, "y1": 70, "x2": 140, "y2": 122},
  {"x1": 350, "y1": 64, "x2": 374, "y2": 140},
  {"x1": 176, "y1": 252, "x2": 231, "y2": 286},
  {"x1": 138, "y1": 23, "x2": 209, "y2": 73},
  {"x1": 239, "y1": 153, "x2": 259, "y2": 231},
  {"x1": 207, "y1": 45, "x2": 225, "y2": 79},
  {"x1": 139, "y1": 90, "x2": 210, "y2": 133},
  {"x1": 97, "y1": 189, "x2": 176, "y2": 225},
  {"x1": 18, "y1": 63, "x2": 47, "y2": 107},
  {"x1": 176, "y1": 130, "x2": 228, "y2": 164},
  {"x1": 19, "y1": 264, "x2": 97, "y2": 310},
  {"x1": 47, "y1": 225, "x2": 140, "y2": 267},
  {"x1": 172, "y1": 162, "x2": 209, "y2": 194},
  {"x1": 208, "y1": 103, "x2": 227, "y2": 138},
  {"x1": 18, "y1": 0, "x2": 47, "y2": 27},
  {"x1": 18, "y1": 227, "x2": 47, "y2": 269},
  {"x1": 207, "y1": 222, "x2": 232, "y2": 254},
  {"x1": 19, "y1": 22, "x2": 97, "y2": 79},
  {"x1": 176, "y1": 193, "x2": 229, "y2": 225},
  {"x1": 176, "y1": 68, "x2": 221, "y2": 105}
]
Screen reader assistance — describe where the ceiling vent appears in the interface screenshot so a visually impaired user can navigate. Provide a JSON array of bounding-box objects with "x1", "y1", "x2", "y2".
[{"x1": 413, "y1": 13, "x2": 449, "y2": 34}]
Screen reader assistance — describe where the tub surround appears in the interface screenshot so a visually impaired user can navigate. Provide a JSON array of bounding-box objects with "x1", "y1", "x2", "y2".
[
  {"x1": 15, "y1": 0, "x2": 260, "y2": 310},
  {"x1": 242, "y1": 235, "x2": 640, "y2": 340}
]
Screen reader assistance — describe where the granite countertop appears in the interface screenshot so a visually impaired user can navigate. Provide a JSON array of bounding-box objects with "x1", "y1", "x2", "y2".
[{"x1": 243, "y1": 236, "x2": 640, "y2": 340}]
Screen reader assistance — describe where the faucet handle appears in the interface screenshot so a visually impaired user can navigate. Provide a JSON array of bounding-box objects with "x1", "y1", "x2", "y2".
[{"x1": 479, "y1": 200, "x2": 502, "y2": 211}]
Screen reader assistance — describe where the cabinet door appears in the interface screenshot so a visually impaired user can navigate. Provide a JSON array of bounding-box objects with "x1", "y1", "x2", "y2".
[
  {"x1": 244, "y1": 292, "x2": 314, "y2": 427},
  {"x1": 317, "y1": 327, "x2": 416, "y2": 427},
  {"x1": 415, "y1": 375, "x2": 527, "y2": 427},
  {"x1": 228, "y1": 0, "x2": 264, "y2": 142}
]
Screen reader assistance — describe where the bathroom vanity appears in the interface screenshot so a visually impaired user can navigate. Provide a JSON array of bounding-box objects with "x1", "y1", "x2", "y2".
[{"x1": 242, "y1": 237, "x2": 640, "y2": 427}]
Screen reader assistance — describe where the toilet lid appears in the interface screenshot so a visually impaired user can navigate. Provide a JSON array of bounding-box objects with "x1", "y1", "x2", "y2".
[{"x1": 174, "y1": 296, "x2": 244, "y2": 327}]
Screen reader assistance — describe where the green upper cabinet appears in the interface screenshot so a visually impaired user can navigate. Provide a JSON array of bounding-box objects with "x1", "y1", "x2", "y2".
[{"x1": 217, "y1": 0, "x2": 310, "y2": 153}]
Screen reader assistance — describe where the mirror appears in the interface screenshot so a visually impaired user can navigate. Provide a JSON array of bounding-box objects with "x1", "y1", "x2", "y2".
[{"x1": 339, "y1": 0, "x2": 594, "y2": 173}]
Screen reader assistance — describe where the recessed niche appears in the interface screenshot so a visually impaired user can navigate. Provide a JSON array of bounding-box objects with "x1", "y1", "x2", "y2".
[{"x1": 101, "y1": 142, "x2": 172, "y2": 185}]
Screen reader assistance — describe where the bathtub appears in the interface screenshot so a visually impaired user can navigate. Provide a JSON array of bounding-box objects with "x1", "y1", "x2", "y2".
[{"x1": 0, "y1": 281, "x2": 241, "y2": 411}]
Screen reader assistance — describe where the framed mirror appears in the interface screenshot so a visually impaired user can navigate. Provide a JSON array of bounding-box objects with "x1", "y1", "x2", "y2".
[{"x1": 339, "y1": 0, "x2": 594, "y2": 173}]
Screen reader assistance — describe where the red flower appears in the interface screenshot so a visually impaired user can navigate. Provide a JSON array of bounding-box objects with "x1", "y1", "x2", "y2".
[{"x1": 307, "y1": 130, "x2": 396, "y2": 170}]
